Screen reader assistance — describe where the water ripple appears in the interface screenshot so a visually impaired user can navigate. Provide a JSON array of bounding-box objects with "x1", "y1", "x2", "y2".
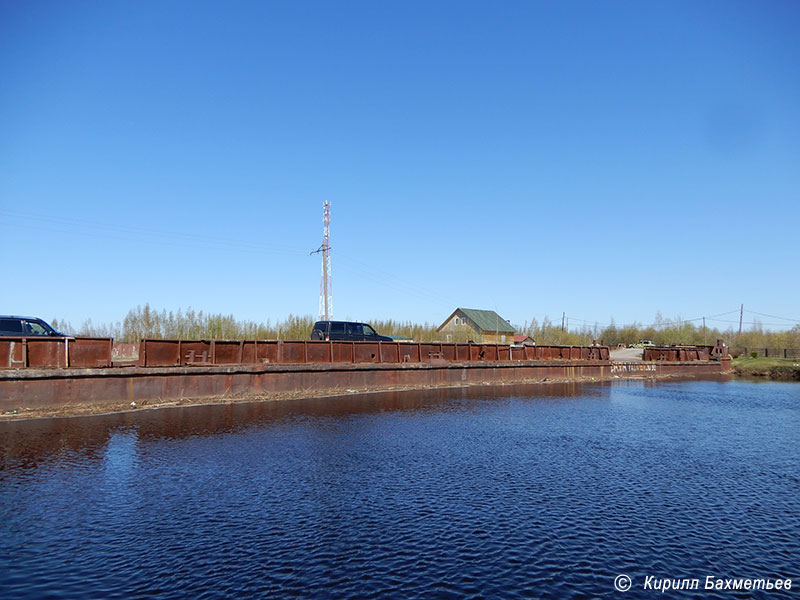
[{"x1": 1, "y1": 379, "x2": 798, "y2": 598}]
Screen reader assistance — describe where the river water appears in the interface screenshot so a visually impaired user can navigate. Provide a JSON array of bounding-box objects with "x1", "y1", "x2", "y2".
[{"x1": 1, "y1": 379, "x2": 798, "y2": 599}]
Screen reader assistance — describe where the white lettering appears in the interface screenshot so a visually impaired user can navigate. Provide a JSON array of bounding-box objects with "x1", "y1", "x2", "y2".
[
  {"x1": 680, "y1": 579, "x2": 699, "y2": 591},
  {"x1": 681, "y1": 575, "x2": 791, "y2": 592},
  {"x1": 644, "y1": 577, "x2": 699, "y2": 592}
]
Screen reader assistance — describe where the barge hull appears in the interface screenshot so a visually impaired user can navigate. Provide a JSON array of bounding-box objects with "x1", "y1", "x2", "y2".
[{"x1": 0, "y1": 359, "x2": 730, "y2": 418}]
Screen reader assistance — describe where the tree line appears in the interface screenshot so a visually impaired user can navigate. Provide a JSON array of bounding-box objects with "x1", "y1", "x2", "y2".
[{"x1": 51, "y1": 304, "x2": 800, "y2": 350}]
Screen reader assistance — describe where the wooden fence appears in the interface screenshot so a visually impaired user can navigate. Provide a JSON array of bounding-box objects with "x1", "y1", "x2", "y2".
[{"x1": 735, "y1": 348, "x2": 800, "y2": 359}]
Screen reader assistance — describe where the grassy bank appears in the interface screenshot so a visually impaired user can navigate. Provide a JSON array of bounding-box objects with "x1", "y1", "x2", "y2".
[{"x1": 732, "y1": 357, "x2": 800, "y2": 381}]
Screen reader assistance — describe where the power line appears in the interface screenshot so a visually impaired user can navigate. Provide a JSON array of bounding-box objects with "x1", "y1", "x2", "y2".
[
  {"x1": 335, "y1": 257, "x2": 458, "y2": 307},
  {"x1": 743, "y1": 309, "x2": 800, "y2": 323},
  {"x1": 1, "y1": 209, "x2": 309, "y2": 257},
  {"x1": 706, "y1": 309, "x2": 741, "y2": 319},
  {"x1": 708, "y1": 318, "x2": 797, "y2": 328},
  {"x1": 3, "y1": 210, "x2": 457, "y2": 309},
  {"x1": 567, "y1": 315, "x2": 708, "y2": 329},
  {"x1": 336, "y1": 252, "x2": 459, "y2": 307},
  {"x1": 562, "y1": 308, "x2": 798, "y2": 332}
]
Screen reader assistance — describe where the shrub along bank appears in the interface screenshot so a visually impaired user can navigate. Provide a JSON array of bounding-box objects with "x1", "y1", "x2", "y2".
[{"x1": 50, "y1": 304, "x2": 800, "y2": 350}]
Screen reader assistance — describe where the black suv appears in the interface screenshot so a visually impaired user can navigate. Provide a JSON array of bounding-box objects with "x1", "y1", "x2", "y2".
[
  {"x1": 0, "y1": 316, "x2": 66, "y2": 337},
  {"x1": 310, "y1": 321, "x2": 393, "y2": 342}
]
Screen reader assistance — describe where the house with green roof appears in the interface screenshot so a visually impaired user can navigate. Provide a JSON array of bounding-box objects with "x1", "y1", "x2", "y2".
[{"x1": 437, "y1": 308, "x2": 516, "y2": 344}]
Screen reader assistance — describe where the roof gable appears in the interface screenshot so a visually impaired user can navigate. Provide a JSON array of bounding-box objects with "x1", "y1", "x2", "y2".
[{"x1": 456, "y1": 308, "x2": 516, "y2": 333}]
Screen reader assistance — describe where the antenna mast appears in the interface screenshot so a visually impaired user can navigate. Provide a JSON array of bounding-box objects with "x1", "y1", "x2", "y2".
[{"x1": 319, "y1": 201, "x2": 333, "y2": 320}]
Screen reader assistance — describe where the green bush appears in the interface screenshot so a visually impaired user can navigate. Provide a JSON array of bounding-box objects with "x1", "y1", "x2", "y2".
[{"x1": 750, "y1": 351, "x2": 758, "y2": 359}]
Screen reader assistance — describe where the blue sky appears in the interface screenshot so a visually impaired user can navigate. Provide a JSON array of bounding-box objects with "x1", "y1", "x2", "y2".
[{"x1": 2, "y1": 0, "x2": 798, "y2": 332}]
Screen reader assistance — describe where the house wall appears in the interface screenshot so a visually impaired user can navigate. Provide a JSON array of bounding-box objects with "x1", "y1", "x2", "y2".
[
  {"x1": 439, "y1": 312, "x2": 468, "y2": 331},
  {"x1": 439, "y1": 311, "x2": 516, "y2": 344},
  {"x1": 483, "y1": 332, "x2": 512, "y2": 345},
  {"x1": 439, "y1": 312, "x2": 481, "y2": 342}
]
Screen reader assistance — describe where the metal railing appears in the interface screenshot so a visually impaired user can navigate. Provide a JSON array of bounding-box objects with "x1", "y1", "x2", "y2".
[
  {"x1": 643, "y1": 346, "x2": 712, "y2": 361},
  {"x1": 643, "y1": 340, "x2": 729, "y2": 362},
  {"x1": 0, "y1": 337, "x2": 113, "y2": 369},
  {"x1": 138, "y1": 339, "x2": 611, "y2": 367},
  {"x1": 0, "y1": 337, "x2": 616, "y2": 369}
]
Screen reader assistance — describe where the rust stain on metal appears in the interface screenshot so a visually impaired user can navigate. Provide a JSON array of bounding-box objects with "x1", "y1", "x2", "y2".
[
  {"x1": 0, "y1": 357, "x2": 731, "y2": 417},
  {"x1": 0, "y1": 334, "x2": 733, "y2": 418},
  {"x1": 0, "y1": 337, "x2": 113, "y2": 369},
  {"x1": 132, "y1": 339, "x2": 612, "y2": 368},
  {"x1": 643, "y1": 341, "x2": 728, "y2": 362}
]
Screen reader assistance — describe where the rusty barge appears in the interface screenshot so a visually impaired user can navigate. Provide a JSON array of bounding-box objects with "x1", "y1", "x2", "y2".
[{"x1": 0, "y1": 337, "x2": 731, "y2": 418}]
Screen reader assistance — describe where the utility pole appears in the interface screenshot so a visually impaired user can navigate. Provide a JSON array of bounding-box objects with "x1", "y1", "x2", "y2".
[
  {"x1": 703, "y1": 317, "x2": 706, "y2": 345},
  {"x1": 738, "y1": 304, "x2": 743, "y2": 334},
  {"x1": 561, "y1": 312, "x2": 565, "y2": 332},
  {"x1": 313, "y1": 201, "x2": 333, "y2": 321}
]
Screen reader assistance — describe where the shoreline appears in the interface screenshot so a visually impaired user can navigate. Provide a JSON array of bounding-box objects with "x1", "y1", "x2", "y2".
[
  {"x1": 0, "y1": 370, "x2": 729, "y2": 422},
  {"x1": 732, "y1": 357, "x2": 800, "y2": 381}
]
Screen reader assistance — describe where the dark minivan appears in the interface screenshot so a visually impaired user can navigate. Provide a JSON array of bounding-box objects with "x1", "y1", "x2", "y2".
[
  {"x1": 0, "y1": 316, "x2": 66, "y2": 337},
  {"x1": 310, "y1": 321, "x2": 393, "y2": 342}
]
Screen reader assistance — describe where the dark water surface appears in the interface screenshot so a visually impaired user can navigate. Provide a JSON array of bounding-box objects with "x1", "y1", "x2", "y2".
[{"x1": 1, "y1": 379, "x2": 798, "y2": 599}]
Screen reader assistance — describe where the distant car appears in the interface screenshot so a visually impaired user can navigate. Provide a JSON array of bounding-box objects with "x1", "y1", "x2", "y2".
[
  {"x1": 0, "y1": 315, "x2": 66, "y2": 337},
  {"x1": 310, "y1": 320, "x2": 393, "y2": 342},
  {"x1": 630, "y1": 340, "x2": 655, "y2": 349}
]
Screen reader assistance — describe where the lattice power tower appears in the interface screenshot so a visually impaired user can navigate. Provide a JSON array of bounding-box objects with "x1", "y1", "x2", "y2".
[{"x1": 318, "y1": 201, "x2": 333, "y2": 320}]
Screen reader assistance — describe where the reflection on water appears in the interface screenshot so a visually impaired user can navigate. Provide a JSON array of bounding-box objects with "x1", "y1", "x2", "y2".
[
  {"x1": 0, "y1": 382, "x2": 595, "y2": 467},
  {"x1": 1, "y1": 378, "x2": 797, "y2": 599}
]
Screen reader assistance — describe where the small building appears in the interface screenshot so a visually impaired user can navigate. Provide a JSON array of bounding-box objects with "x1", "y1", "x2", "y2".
[
  {"x1": 438, "y1": 308, "x2": 516, "y2": 344},
  {"x1": 513, "y1": 335, "x2": 535, "y2": 346}
]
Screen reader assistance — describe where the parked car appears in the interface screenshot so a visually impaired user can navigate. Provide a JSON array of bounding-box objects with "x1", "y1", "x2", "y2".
[
  {"x1": 310, "y1": 320, "x2": 393, "y2": 342},
  {"x1": 0, "y1": 315, "x2": 66, "y2": 337},
  {"x1": 630, "y1": 340, "x2": 655, "y2": 349}
]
